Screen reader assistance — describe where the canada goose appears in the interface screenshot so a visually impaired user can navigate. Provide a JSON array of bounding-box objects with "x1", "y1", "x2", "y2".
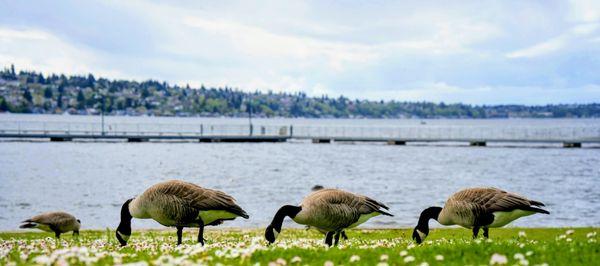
[
  {"x1": 116, "y1": 180, "x2": 249, "y2": 246},
  {"x1": 307, "y1": 185, "x2": 347, "y2": 240},
  {"x1": 19, "y1": 211, "x2": 81, "y2": 238},
  {"x1": 412, "y1": 187, "x2": 549, "y2": 244},
  {"x1": 265, "y1": 188, "x2": 392, "y2": 246}
]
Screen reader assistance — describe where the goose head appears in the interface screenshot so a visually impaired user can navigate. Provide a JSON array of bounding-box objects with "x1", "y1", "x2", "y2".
[
  {"x1": 264, "y1": 224, "x2": 279, "y2": 244},
  {"x1": 116, "y1": 198, "x2": 133, "y2": 246},
  {"x1": 413, "y1": 206, "x2": 442, "y2": 244}
]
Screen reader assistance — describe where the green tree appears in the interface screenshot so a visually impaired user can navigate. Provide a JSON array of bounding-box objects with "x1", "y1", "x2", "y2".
[
  {"x1": 57, "y1": 93, "x2": 63, "y2": 108},
  {"x1": 76, "y1": 90, "x2": 85, "y2": 109},
  {"x1": 141, "y1": 87, "x2": 150, "y2": 98},
  {"x1": 43, "y1": 87, "x2": 53, "y2": 98},
  {"x1": 23, "y1": 89, "x2": 33, "y2": 103},
  {"x1": 0, "y1": 96, "x2": 10, "y2": 112}
]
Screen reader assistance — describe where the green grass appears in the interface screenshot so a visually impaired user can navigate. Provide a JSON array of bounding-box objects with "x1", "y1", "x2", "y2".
[{"x1": 0, "y1": 227, "x2": 598, "y2": 265}]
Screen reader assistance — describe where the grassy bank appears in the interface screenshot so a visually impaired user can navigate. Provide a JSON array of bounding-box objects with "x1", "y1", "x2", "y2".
[{"x1": 0, "y1": 228, "x2": 597, "y2": 265}]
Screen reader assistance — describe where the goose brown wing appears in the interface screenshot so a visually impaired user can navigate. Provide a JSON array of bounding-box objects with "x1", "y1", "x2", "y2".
[
  {"x1": 311, "y1": 189, "x2": 390, "y2": 214},
  {"x1": 360, "y1": 196, "x2": 392, "y2": 216},
  {"x1": 452, "y1": 187, "x2": 544, "y2": 213},
  {"x1": 25, "y1": 212, "x2": 75, "y2": 226},
  {"x1": 155, "y1": 180, "x2": 249, "y2": 218},
  {"x1": 306, "y1": 189, "x2": 390, "y2": 229},
  {"x1": 304, "y1": 189, "x2": 361, "y2": 229}
]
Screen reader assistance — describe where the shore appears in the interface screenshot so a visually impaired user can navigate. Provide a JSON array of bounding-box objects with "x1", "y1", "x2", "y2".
[{"x1": 1, "y1": 227, "x2": 597, "y2": 265}]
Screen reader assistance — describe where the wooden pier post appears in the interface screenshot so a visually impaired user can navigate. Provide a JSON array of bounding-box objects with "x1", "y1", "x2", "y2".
[
  {"x1": 127, "y1": 137, "x2": 148, "y2": 142},
  {"x1": 50, "y1": 137, "x2": 72, "y2": 142},
  {"x1": 469, "y1": 141, "x2": 486, "y2": 146},
  {"x1": 387, "y1": 140, "x2": 406, "y2": 145},
  {"x1": 563, "y1": 142, "x2": 582, "y2": 148}
]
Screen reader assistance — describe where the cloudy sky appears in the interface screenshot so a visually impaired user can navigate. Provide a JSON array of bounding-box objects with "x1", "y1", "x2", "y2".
[{"x1": 1, "y1": 0, "x2": 599, "y2": 104}]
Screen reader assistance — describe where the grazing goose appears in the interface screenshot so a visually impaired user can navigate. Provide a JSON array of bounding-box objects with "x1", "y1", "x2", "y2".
[
  {"x1": 116, "y1": 180, "x2": 249, "y2": 246},
  {"x1": 265, "y1": 188, "x2": 393, "y2": 246},
  {"x1": 412, "y1": 187, "x2": 549, "y2": 244},
  {"x1": 306, "y1": 185, "x2": 348, "y2": 241},
  {"x1": 19, "y1": 211, "x2": 81, "y2": 238}
]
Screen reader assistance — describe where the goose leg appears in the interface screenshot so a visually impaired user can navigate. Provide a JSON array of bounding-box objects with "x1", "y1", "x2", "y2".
[
  {"x1": 324, "y1": 231, "x2": 334, "y2": 246},
  {"x1": 50, "y1": 225, "x2": 60, "y2": 239},
  {"x1": 176, "y1": 226, "x2": 183, "y2": 245},
  {"x1": 483, "y1": 227, "x2": 489, "y2": 238},
  {"x1": 341, "y1": 231, "x2": 348, "y2": 240},
  {"x1": 197, "y1": 222, "x2": 205, "y2": 245},
  {"x1": 333, "y1": 231, "x2": 341, "y2": 246},
  {"x1": 472, "y1": 226, "x2": 480, "y2": 239}
]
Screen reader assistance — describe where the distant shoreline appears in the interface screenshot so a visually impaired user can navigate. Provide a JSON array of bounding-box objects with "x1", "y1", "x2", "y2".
[
  {"x1": 2, "y1": 67, "x2": 599, "y2": 119},
  {"x1": 2, "y1": 112, "x2": 600, "y2": 120}
]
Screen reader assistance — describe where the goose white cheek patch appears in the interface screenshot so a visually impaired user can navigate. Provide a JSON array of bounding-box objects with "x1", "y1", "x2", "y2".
[
  {"x1": 117, "y1": 231, "x2": 130, "y2": 241},
  {"x1": 417, "y1": 230, "x2": 427, "y2": 242}
]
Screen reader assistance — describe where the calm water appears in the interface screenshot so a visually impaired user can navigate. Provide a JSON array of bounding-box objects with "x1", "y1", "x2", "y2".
[{"x1": 0, "y1": 114, "x2": 599, "y2": 230}]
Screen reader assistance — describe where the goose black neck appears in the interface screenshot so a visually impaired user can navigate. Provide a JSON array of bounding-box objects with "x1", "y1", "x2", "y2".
[
  {"x1": 118, "y1": 198, "x2": 133, "y2": 233},
  {"x1": 270, "y1": 205, "x2": 301, "y2": 232},
  {"x1": 417, "y1": 206, "x2": 442, "y2": 232}
]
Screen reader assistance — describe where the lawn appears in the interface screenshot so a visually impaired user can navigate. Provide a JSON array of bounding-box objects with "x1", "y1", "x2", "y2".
[{"x1": 0, "y1": 227, "x2": 597, "y2": 265}]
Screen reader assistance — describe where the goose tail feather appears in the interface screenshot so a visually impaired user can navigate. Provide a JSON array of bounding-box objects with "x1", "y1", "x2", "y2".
[
  {"x1": 529, "y1": 200, "x2": 545, "y2": 207},
  {"x1": 378, "y1": 209, "x2": 394, "y2": 217},
  {"x1": 19, "y1": 222, "x2": 37, "y2": 229},
  {"x1": 525, "y1": 206, "x2": 550, "y2": 214}
]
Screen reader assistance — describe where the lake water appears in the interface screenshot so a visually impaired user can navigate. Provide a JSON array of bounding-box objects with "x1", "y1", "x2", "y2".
[{"x1": 0, "y1": 114, "x2": 599, "y2": 230}]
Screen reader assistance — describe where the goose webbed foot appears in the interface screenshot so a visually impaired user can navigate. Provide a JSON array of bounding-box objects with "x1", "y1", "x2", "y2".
[
  {"x1": 324, "y1": 231, "x2": 334, "y2": 247},
  {"x1": 483, "y1": 227, "x2": 489, "y2": 238}
]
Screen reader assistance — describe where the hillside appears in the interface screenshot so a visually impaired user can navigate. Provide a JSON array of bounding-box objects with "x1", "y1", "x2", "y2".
[{"x1": 1, "y1": 65, "x2": 598, "y2": 118}]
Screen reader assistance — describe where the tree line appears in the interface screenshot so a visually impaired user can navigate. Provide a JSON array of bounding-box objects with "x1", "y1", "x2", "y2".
[{"x1": 1, "y1": 65, "x2": 598, "y2": 118}]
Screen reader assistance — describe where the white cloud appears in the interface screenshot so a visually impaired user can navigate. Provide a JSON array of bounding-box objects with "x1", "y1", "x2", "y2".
[
  {"x1": 571, "y1": 22, "x2": 600, "y2": 35},
  {"x1": 0, "y1": 28, "x2": 49, "y2": 40},
  {"x1": 506, "y1": 21, "x2": 598, "y2": 58},
  {"x1": 310, "y1": 83, "x2": 331, "y2": 97},
  {"x1": 568, "y1": 0, "x2": 600, "y2": 22},
  {"x1": 507, "y1": 1, "x2": 600, "y2": 59},
  {"x1": 381, "y1": 82, "x2": 491, "y2": 103},
  {"x1": 506, "y1": 36, "x2": 567, "y2": 58},
  {"x1": 0, "y1": 27, "x2": 123, "y2": 78},
  {"x1": 583, "y1": 84, "x2": 600, "y2": 92},
  {"x1": 182, "y1": 16, "x2": 378, "y2": 72},
  {"x1": 1, "y1": 1, "x2": 598, "y2": 104},
  {"x1": 343, "y1": 83, "x2": 599, "y2": 105}
]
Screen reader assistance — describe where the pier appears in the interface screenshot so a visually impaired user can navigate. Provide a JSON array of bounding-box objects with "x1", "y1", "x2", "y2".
[
  {"x1": 0, "y1": 121, "x2": 599, "y2": 147},
  {"x1": 0, "y1": 121, "x2": 290, "y2": 143}
]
